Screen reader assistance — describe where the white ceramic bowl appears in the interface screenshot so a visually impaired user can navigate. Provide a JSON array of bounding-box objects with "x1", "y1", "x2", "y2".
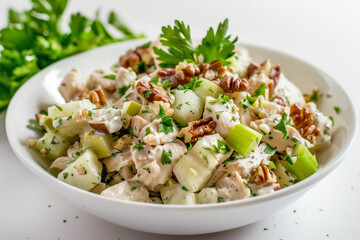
[{"x1": 6, "y1": 39, "x2": 357, "y2": 235}]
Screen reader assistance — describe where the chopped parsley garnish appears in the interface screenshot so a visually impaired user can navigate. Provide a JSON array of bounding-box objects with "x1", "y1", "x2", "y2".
[
  {"x1": 157, "y1": 105, "x2": 174, "y2": 134},
  {"x1": 310, "y1": 90, "x2": 319, "y2": 102},
  {"x1": 26, "y1": 119, "x2": 45, "y2": 133},
  {"x1": 181, "y1": 186, "x2": 188, "y2": 191},
  {"x1": 66, "y1": 115, "x2": 73, "y2": 121},
  {"x1": 161, "y1": 79, "x2": 171, "y2": 89},
  {"x1": 118, "y1": 85, "x2": 131, "y2": 97},
  {"x1": 217, "y1": 197, "x2": 225, "y2": 203},
  {"x1": 133, "y1": 144, "x2": 144, "y2": 150},
  {"x1": 274, "y1": 113, "x2": 288, "y2": 138},
  {"x1": 103, "y1": 74, "x2": 116, "y2": 80},
  {"x1": 185, "y1": 102, "x2": 191, "y2": 106},
  {"x1": 177, "y1": 77, "x2": 202, "y2": 91},
  {"x1": 130, "y1": 187, "x2": 137, "y2": 192},
  {"x1": 231, "y1": 116, "x2": 236, "y2": 122},
  {"x1": 223, "y1": 155, "x2": 236, "y2": 164},
  {"x1": 54, "y1": 104, "x2": 63, "y2": 111},
  {"x1": 291, "y1": 137, "x2": 299, "y2": 143},
  {"x1": 209, "y1": 94, "x2": 229, "y2": 105},
  {"x1": 144, "y1": 91, "x2": 153, "y2": 98},
  {"x1": 264, "y1": 144, "x2": 276, "y2": 155},
  {"x1": 112, "y1": 151, "x2": 122, "y2": 157},
  {"x1": 285, "y1": 154, "x2": 293, "y2": 165},
  {"x1": 326, "y1": 94, "x2": 332, "y2": 98},
  {"x1": 334, "y1": 106, "x2": 341, "y2": 114},
  {"x1": 203, "y1": 139, "x2": 230, "y2": 154},
  {"x1": 206, "y1": 107, "x2": 212, "y2": 112},
  {"x1": 145, "y1": 127, "x2": 151, "y2": 136},
  {"x1": 143, "y1": 167, "x2": 150, "y2": 173},
  {"x1": 251, "y1": 83, "x2": 266, "y2": 97},
  {"x1": 149, "y1": 76, "x2": 160, "y2": 85},
  {"x1": 137, "y1": 61, "x2": 147, "y2": 73},
  {"x1": 39, "y1": 109, "x2": 48, "y2": 115},
  {"x1": 141, "y1": 106, "x2": 150, "y2": 113},
  {"x1": 177, "y1": 104, "x2": 183, "y2": 110},
  {"x1": 63, "y1": 172, "x2": 68, "y2": 179},
  {"x1": 161, "y1": 150, "x2": 172, "y2": 165},
  {"x1": 153, "y1": 19, "x2": 237, "y2": 68},
  {"x1": 50, "y1": 136, "x2": 59, "y2": 145}
]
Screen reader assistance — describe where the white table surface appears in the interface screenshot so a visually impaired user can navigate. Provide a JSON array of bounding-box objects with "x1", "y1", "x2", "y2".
[{"x1": 1, "y1": 0, "x2": 360, "y2": 239}]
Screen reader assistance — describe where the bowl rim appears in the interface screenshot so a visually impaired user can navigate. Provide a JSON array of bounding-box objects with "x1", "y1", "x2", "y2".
[{"x1": 5, "y1": 39, "x2": 358, "y2": 210}]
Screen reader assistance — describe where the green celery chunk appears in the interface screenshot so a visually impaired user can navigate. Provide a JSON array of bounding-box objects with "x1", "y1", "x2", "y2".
[
  {"x1": 226, "y1": 124, "x2": 262, "y2": 157},
  {"x1": 122, "y1": 101, "x2": 142, "y2": 116},
  {"x1": 80, "y1": 131, "x2": 114, "y2": 158},
  {"x1": 282, "y1": 144, "x2": 319, "y2": 180}
]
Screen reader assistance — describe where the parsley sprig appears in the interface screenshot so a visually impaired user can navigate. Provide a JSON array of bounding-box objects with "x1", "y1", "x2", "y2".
[
  {"x1": 157, "y1": 105, "x2": 174, "y2": 134},
  {"x1": 153, "y1": 19, "x2": 237, "y2": 68}
]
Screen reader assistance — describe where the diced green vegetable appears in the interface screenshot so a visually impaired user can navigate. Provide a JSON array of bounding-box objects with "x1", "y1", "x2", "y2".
[
  {"x1": 33, "y1": 132, "x2": 70, "y2": 161},
  {"x1": 170, "y1": 89, "x2": 203, "y2": 126},
  {"x1": 122, "y1": 101, "x2": 142, "y2": 116},
  {"x1": 282, "y1": 144, "x2": 319, "y2": 180},
  {"x1": 58, "y1": 149, "x2": 102, "y2": 191},
  {"x1": 173, "y1": 134, "x2": 232, "y2": 192},
  {"x1": 39, "y1": 115, "x2": 55, "y2": 132},
  {"x1": 48, "y1": 100, "x2": 95, "y2": 119},
  {"x1": 80, "y1": 131, "x2": 114, "y2": 158},
  {"x1": 160, "y1": 184, "x2": 197, "y2": 205},
  {"x1": 193, "y1": 78, "x2": 224, "y2": 103},
  {"x1": 226, "y1": 124, "x2": 262, "y2": 157}
]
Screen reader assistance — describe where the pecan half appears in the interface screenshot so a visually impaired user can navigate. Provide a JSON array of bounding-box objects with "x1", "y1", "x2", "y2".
[
  {"x1": 199, "y1": 61, "x2": 226, "y2": 80},
  {"x1": 89, "y1": 88, "x2": 106, "y2": 108},
  {"x1": 219, "y1": 76, "x2": 249, "y2": 93},
  {"x1": 290, "y1": 103, "x2": 320, "y2": 143},
  {"x1": 247, "y1": 63, "x2": 259, "y2": 78},
  {"x1": 157, "y1": 68, "x2": 176, "y2": 80},
  {"x1": 136, "y1": 80, "x2": 174, "y2": 104},
  {"x1": 119, "y1": 52, "x2": 140, "y2": 69},
  {"x1": 254, "y1": 162, "x2": 277, "y2": 185},
  {"x1": 178, "y1": 117, "x2": 216, "y2": 143},
  {"x1": 35, "y1": 113, "x2": 42, "y2": 123}
]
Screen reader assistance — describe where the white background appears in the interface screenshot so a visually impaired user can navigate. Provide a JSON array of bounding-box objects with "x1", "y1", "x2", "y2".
[{"x1": 1, "y1": 0, "x2": 360, "y2": 239}]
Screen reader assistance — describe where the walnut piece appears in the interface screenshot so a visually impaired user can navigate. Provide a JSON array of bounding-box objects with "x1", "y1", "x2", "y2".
[
  {"x1": 290, "y1": 103, "x2": 320, "y2": 143},
  {"x1": 199, "y1": 61, "x2": 226, "y2": 80},
  {"x1": 136, "y1": 80, "x2": 174, "y2": 104},
  {"x1": 272, "y1": 95, "x2": 288, "y2": 106},
  {"x1": 119, "y1": 45, "x2": 155, "y2": 73},
  {"x1": 88, "y1": 88, "x2": 106, "y2": 108},
  {"x1": 254, "y1": 162, "x2": 277, "y2": 185},
  {"x1": 219, "y1": 76, "x2": 249, "y2": 93},
  {"x1": 178, "y1": 117, "x2": 216, "y2": 143}
]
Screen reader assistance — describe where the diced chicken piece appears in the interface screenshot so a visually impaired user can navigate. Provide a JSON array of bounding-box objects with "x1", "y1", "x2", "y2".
[
  {"x1": 102, "y1": 148, "x2": 132, "y2": 173},
  {"x1": 139, "y1": 119, "x2": 178, "y2": 146},
  {"x1": 203, "y1": 96, "x2": 240, "y2": 139},
  {"x1": 116, "y1": 67, "x2": 137, "y2": 89},
  {"x1": 247, "y1": 72, "x2": 270, "y2": 97},
  {"x1": 250, "y1": 114, "x2": 312, "y2": 153},
  {"x1": 59, "y1": 68, "x2": 84, "y2": 102},
  {"x1": 87, "y1": 108, "x2": 122, "y2": 134},
  {"x1": 248, "y1": 182, "x2": 280, "y2": 196},
  {"x1": 216, "y1": 172, "x2": 251, "y2": 201},
  {"x1": 132, "y1": 140, "x2": 186, "y2": 191},
  {"x1": 90, "y1": 182, "x2": 107, "y2": 194},
  {"x1": 207, "y1": 143, "x2": 272, "y2": 188},
  {"x1": 130, "y1": 116, "x2": 150, "y2": 137},
  {"x1": 252, "y1": 96, "x2": 289, "y2": 119},
  {"x1": 100, "y1": 180, "x2": 151, "y2": 203},
  {"x1": 139, "y1": 101, "x2": 174, "y2": 122},
  {"x1": 67, "y1": 141, "x2": 82, "y2": 158},
  {"x1": 305, "y1": 103, "x2": 332, "y2": 151},
  {"x1": 86, "y1": 69, "x2": 117, "y2": 93}
]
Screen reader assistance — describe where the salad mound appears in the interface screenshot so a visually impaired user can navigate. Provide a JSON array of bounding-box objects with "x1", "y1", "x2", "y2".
[{"x1": 27, "y1": 19, "x2": 333, "y2": 204}]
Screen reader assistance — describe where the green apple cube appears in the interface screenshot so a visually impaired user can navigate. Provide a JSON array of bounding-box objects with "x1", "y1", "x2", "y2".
[
  {"x1": 160, "y1": 184, "x2": 197, "y2": 205},
  {"x1": 170, "y1": 89, "x2": 203, "y2": 126},
  {"x1": 48, "y1": 100, "x2": 95, "y2": 119},
  {"x1": 122, "y1": 101, "x2": 142, "y2": 116},
  {"x1": 58, "y1": 149, "x2": 103, "y2": 191},
  {"x1": 80, "y1": 131, "x2": 114, "y2": 158},
  {"x1": 33, "y1": 132, "x2": 70, "y2": 161}
]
